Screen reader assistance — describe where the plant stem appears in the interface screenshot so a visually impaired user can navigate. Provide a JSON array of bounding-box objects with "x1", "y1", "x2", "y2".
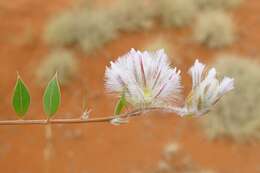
[{"x1": 0, "y1": 107, "x2": 173, "y2": 126}]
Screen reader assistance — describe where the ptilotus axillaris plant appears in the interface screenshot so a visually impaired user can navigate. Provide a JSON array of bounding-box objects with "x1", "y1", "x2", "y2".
[{"x1": 1, "y1": 49, "x2": 234, "y2": 126}]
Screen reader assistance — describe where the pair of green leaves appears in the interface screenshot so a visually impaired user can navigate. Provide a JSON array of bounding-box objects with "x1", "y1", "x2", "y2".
[
  {"x1": 12, "y1": 73, "x2": 61, "y2": 118},
  {"x1": 13, "y1": 73, "x2": 126, "y2": 119}
]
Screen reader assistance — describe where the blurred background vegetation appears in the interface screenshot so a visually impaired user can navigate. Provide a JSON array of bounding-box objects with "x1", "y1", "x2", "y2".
[{"x1": 1, "y1": 0, "x2": 260, "y2": 173}]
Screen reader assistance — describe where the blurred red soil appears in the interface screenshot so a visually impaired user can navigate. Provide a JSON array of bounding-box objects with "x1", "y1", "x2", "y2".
[{"x1": 1, "y1": 0, "x2": 260, "y2": 173}]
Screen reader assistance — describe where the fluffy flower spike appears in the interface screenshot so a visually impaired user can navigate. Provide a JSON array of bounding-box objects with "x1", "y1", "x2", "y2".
[
  {"x1": 182, "y1": 59, "x2": 234, "y2": 116},
  {"x1": 105, "y1": 48, "x2": 182, "y2": 108}
]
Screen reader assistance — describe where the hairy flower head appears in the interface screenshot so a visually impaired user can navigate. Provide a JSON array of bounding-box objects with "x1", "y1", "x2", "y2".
[
  {"x1": 105, "y1": 49, "x2": 182, "y2": 108},
  {"x1": 182, "y1": 59, "x2": 234, "y2": 116}
]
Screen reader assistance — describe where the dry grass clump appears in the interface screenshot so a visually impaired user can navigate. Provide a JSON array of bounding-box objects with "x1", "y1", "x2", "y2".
[
  {"x1": 78, "y1": 10, "x2": 118, "y2": 53},
  {"x1": 201, "y1": 55, "x2": 260, "y2": 142},
  {"x1": 44, "y1": 9, "x2": 118, "y2": 53},
  {"x1": 36, "y1": 49, "x2": 78, "y2": 85},
  {"x1": 44, "y1": 0, "x2": 155, "y2": 50},
  {"x1": 196, "y1": 0, "x2": 242, "y2": 9},
  {"x1": 111, "y1": 0, "x2": 156, "y2": 32},
  {"x1": 156, "y1": 0, "x2": 197, "y2": 27},
  {"x1": 44, "y1": 11, "x2": 79, "y2": 46},
  {"x1": 45, "y1": 0, "x2": 226, "y2": 54},
  {"x1": 193, "y1": 10, "x2": 235, "y2": 48}
]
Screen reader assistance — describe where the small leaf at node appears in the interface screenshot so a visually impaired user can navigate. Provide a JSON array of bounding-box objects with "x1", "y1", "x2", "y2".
[
  {"x1": 43, "y1": 73, "x2": 61, "y2": 118},
  {"x1": 12, "y1": 74, "x2": 31, "y2": 118}
]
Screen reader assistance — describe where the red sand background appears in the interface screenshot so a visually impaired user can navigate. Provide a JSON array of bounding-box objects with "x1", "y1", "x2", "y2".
[{"x1": 1, "y1": 0, "x2": 260, "y2": 173}]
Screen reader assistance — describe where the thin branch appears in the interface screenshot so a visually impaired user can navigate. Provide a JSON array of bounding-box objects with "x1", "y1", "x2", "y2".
[{"x1": 0, "y1": 107, "x2": 170, "y2": 126}]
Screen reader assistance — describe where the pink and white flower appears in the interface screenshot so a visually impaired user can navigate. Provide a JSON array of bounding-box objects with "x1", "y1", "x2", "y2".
[
  {"x1": 181, "y1": 59, "x2": 234, "y2": 116},
  {"x1": 105, "y1": 49, "x2": 182, "y2": 108}
]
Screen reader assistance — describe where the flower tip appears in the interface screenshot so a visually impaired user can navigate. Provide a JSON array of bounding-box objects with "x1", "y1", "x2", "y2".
[{"x1": 157, "y1": 48, "x2": 165, "y2": 53}]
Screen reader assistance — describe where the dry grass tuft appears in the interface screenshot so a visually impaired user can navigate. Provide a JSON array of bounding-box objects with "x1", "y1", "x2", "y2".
[
  {"x1": 43, "y1": 11, "x2": 79, "y2": 46},
  {"x1": 44, "y1": 8, "x2": 118, "y2": 53},
  {"x1": 156, "y1": 0, "x2": 197, "y2": 27},
  {"x1": 111, "y1": 0, "x2": 156, "y2": 32},
  {"x1": 196, "y1": 0, "x2": 243, "y2": 9},
  {"x1": 78, "y1": 9, "x2": 118, "y2": 53},
  {"x1": 44, "y1": 0, "x2": 155, "y2": 50},
  {"x1": 36, "y1": 49, "x2": 78, "y2": 85},
  {"x1": 201, "y1": 55, "x2": 260, "y2": 142},
  {"x1": 193, "y1": 10, "x2": 235, "y2": 48}
]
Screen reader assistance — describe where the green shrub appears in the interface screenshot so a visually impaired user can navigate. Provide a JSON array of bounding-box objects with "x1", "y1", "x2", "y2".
[
  {"x1": 201, "y1": 55, "x2": 260, "y2": 142},
  {"x1": 196, "y1": 0, "x2": 242, "y2": 9},
  {"x1": 193, "y1": 10, "x2": 235, "y2": 48},
  {"x1": 36, "y1": 49, "x2": 78, "y2": 85},
  {"x1": 111, "y1": 0, "x2": 156, "y2": 31},
  {"x1": 156, "y1": 0, "x2": 197, "y2": 27}
]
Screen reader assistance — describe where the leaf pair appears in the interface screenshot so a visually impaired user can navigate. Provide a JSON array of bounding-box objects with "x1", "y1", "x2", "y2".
[
  {"x1": 12, "y1": 74, "x2": 61, "y2": 118},
  {"x1": 13, "y1": 73, "x2": 126, "y2": 119}
]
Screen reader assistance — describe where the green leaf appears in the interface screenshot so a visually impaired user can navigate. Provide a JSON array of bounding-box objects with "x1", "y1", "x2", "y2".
[
  {"x1": 12, "y1": 74, "x2": 30, "y2": 118},
  {"x1": 114, "y1": 93, "x2": 127, "y2": 115},
  {"x1": 43, "y1": 73, "x2": 61, "y2": 118}
]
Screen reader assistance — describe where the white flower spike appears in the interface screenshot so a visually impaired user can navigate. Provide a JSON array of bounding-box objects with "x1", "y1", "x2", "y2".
[
  {"x1": 105, "y1": 48, "x2": 182, "y2": 108},
  {"x1": 182, "y1": 59, "x2": 234, "y2": 116}
]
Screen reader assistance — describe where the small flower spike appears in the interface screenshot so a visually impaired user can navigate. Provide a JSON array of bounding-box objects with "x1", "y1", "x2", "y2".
[
  {"x1": 181, "y1": 59, "x2": 234, "y2": 116},
  {"x1": 105, "y1": 49, "x2": 182, "y2": 108}
]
